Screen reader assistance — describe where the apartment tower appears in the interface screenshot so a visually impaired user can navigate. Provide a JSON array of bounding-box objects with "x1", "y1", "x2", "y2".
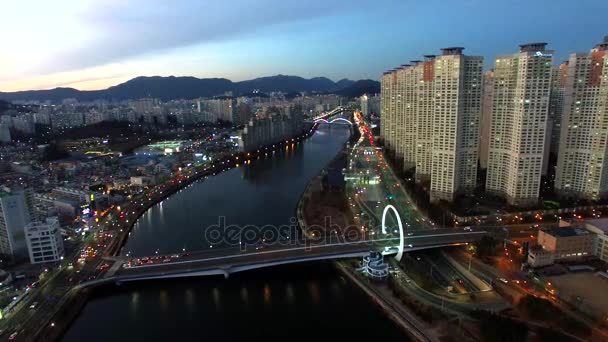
[
  {"x1": 429, "y1": 48, "x2": 483, "y2": 202},
  {"x1": 555, "y1": 37, "x2": 608, "y2": 200},
  {"x1": 486, "y1": 43, "x2": 554, "y2": 206}
]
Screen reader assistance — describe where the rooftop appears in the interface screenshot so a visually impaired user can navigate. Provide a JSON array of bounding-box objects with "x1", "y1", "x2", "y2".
[
  {"x1": 519, "y1": 42, "x2": 548, "y2": 52},
  {"x1": 585, "y1": 218, "x2": 608, "y2": 234},
  {"x1": 542, "y1": 227, "x2": 590, "y2": 238}
]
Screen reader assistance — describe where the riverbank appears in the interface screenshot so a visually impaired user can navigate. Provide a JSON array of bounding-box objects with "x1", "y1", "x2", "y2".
[
  {"x1": 34, "y1": 288, "x2": 91, "y2": 342},
  {"x1": 334, "y1": 261, "x2": 434, "y2": 342}
]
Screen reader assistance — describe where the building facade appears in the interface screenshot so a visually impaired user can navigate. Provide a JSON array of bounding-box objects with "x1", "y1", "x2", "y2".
[
  {"x1": 380, "y1": 48, "x2": 483, "y2": 202},
  {"x1": 555, "y1": 37, "x2": 608, "y2": 200},
  {"x1": 25, "y1": 217, "x2": 64, "y2": 264},
  {"x1": 548, "y1": 63, "x2": 567, "y2": 156},
  {"x1": 479, "y1": 70, "x2": 494, "y2": 169},
  {"x1": 537, "y1": 227, "x2": 593, "y2": 260},
  {"x1": 0, "y1": 189, "x2": 34, "y2": 258},
  {"x1": 486, "y1": 43, "x2": 554, "y2": 206},
  {"x1": 429, "y1": 48, "x2": 482, "y2": 202},
  {"x1": 584, "y1": 218, "x2": 608, "y2": 262},
  {"x1": 238, "y1": 105, "x2": 304, "y2": 152}
]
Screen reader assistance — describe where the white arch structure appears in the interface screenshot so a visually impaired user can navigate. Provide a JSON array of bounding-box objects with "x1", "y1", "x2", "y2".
[
  {"x1": 314, "y1": 118, "x2": 353, "y2": 125},
  {"x1": 381, "y1": 204, "x2": 404, "y2": 261}
]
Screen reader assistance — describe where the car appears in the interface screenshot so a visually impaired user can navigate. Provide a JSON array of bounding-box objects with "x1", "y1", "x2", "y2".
[
  {"x1": 407, "y1": 244, "x2": 413, "y2": 248},
  {"x1": 407, "y1": 232, "x2": 414, "y2": 236},
  {"x1": 456, "y1": 278, "x2": 464, "y2": 285},
  {"x1": 30, "y1": 301, "x2": 39, "y2": 309},
  {"x1": 8, "y1": 332, "x2": 17, "y2": 340},
  {"x1": 498, "y1": 277, "x2": 509, "y2": 284}
]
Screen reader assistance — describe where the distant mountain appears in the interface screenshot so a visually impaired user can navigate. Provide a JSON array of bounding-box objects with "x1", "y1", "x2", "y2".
[
  {"x1": 0, "y1": 75, "x2": 372, "y2": 103},
  {"x1": 334, "y1": 78, "x2": 355, "y2": 90},
  {"x1": 333, "y1": 79, "x2": 380, "y2": 98},
  {"x1": 234, "y1": 75, "x2": 336, "y2": 94}
]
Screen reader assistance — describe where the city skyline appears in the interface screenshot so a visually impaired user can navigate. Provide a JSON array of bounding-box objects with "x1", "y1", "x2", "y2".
[{"x1": 2, "y1": 0, "x2": 607, "y2": 92}]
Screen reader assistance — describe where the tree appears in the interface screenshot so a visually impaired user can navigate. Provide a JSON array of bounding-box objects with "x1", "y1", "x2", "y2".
[
  {"x1": 40, "y1": 141, "x2": 69, "y2": 161},
  {"x1": 474, "y1": 235, "x2": 499, "y2": 257},
  {"x1": 471, "y1": 310, "x2": 528, "y2": 342}
]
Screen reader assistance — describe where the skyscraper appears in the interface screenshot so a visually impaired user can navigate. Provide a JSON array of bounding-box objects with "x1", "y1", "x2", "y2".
[
  {"x1": 479, "y1": 70, "x2": 494, "y2": 169},
  {"x1": 486, "y1": 43, "x2": 554, "y2": 206},
  {"x1": 429, "y1": 48, "x2": 482, "y2": 202},
  {"x1": 555, "y1": 37, "x2": 608, "y2": 200},
  {"x1": 395, "y1": 65, "x2": 417, "y2": 170},
  {"x1": 415, "y1": 58, "x2": 434, "y2": 182},
  {"x1": 548, "y1": 63, "x2": 568, "y2": 156},
  {"x1": 380, "y1": 48, "x2": 482, "y2": 202},
  {"x1": 380, "y1": 70, "x2": 398, "y2": 153}
]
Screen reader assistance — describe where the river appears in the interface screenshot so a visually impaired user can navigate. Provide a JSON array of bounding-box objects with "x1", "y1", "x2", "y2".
[{"x1": 61, "y1": 125, "x2": 408, "y2": 341}]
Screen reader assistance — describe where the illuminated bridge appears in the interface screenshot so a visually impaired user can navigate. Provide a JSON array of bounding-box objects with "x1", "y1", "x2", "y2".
[
  {"x1": 89, "y1": 212, "x2": 485, "y2": 285},
  {"x1": 312, "y1": 106, "x2": 347, "y2": 121},
  {"x1": 313, "y1": 117, "x2": 353, "y2": 125}
]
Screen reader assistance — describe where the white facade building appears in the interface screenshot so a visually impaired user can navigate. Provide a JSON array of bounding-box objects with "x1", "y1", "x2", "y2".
[
  {"x1": 429, "y1": 48, "x2": 482, "y2": 202},
  {"x1": 486, "y1": 43, "x2": 554, "y2": 206},
  {"x1": 380, "y1": 47, "x2": 483, "y2": 202},
  {"x1": 25, "y1": 218, "x2": 64, "y2": 264}
]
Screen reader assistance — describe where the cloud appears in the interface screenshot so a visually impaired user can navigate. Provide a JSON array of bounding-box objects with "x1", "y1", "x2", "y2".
[{"x1": 15, "y1": 0, "x2": 369, "y2": 78}]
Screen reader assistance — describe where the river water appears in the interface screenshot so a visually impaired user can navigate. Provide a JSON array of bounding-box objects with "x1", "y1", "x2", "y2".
[{"x1": 61, "y1": 126, "x2": 408, "y2": 341}]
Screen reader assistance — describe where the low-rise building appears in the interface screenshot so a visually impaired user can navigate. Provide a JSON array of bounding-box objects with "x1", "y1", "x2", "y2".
[
  {"x1": 527, "y1": 245, "x2": 555, "y2": 268},
  {"x1": 25, "y1": 217, "x2": 64, "y2": 264},
  {"x1": 537, "y1": 227, "x2": 593, "y2": 260},
  {"x1": 584, "y1": 218, "x2": 608, "y2": 262}
]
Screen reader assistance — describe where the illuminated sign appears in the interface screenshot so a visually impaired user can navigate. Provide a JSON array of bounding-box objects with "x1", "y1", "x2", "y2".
[
  {"x1": 82, "y1": 208, "x2": 91, "y2": 216},
  {"x1": 534, "y1": 51, "x2": 552, "y2": 57},
  {"x1": 90, "y1": 194, "x2": 95, "y2": 201}
]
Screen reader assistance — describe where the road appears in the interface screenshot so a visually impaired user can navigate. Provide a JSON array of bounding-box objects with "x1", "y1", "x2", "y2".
[{"x1": 111, "y1": 231, "x2": 484, "y2": 280}]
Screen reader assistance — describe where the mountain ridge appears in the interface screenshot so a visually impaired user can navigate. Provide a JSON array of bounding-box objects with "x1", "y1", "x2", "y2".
[{"x1": 0, "y1": 75, "x2": 380, "y2": 102}]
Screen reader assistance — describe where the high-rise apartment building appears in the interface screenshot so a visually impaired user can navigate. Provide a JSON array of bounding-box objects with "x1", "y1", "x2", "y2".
[
  {"x1": 555, "y1": 37, "x2": 608, "y2": 200},
  {"x1": 0, "y1": 124, "x2": 10, "y2": 143},
  {"x1": 415, "y1": 58, "x2": 434, "y2": 182},
  {"x1": 548, "y1": 63, "x2": 567, "y2": 156},
  {"x1": 380, "y1": 47, "x2": 482, "y2": 202},
  {"x1": 394, "y1": 65, "x2": 417, "y2": 170},
  {"x1": 198, "y1": 97, "x2": 236, "y2": 123},
  {"x1": 479, "y1": 70, "x2": 494, "y2": 169},
  {"x1": 429, "y1": 48, "x2": 482, "y2": 202},
  {"x1": 486, "y1": 43, "x2": 554, "y2": 206},
  {"x1": 0, "y1": 189, "x2": 34, "y2": 258},
  {"x1": 381, "y1": 70, "x2": 398, "y2": 153},
  {"x1": 360, "y1": 94, "x2": 381, "y2": 116}
]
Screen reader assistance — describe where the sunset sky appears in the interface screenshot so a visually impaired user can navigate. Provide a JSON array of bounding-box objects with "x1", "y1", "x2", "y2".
[{"x1": 2, "y1": 0, "x2": 607, "y2": 92}]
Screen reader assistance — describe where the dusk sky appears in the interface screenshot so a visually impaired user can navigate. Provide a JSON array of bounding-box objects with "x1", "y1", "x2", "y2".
[{"x1": 2, "y1": 0, "x2": 607, "y2": 92}]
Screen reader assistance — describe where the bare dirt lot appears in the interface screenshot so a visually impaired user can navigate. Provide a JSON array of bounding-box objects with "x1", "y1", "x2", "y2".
[{"x1": 549, "y1": 272, "x2": 608, "y2": 318}]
